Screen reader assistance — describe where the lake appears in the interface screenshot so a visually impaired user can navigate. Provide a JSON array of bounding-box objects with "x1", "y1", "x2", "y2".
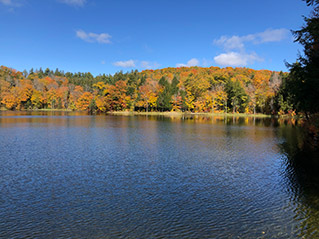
[{"x1": 0, "y1": 112, "x2": 319, "y2": 238}]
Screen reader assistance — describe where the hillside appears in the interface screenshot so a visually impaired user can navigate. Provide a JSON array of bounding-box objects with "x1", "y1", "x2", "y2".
[{"x1": 0, "y1": 65, "x2": 290, "y2": 114}]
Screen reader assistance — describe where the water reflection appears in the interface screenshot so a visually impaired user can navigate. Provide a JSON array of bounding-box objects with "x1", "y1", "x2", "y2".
[
  {"x1": 278, "y1": 125, "x2": 319, "y2": 238},
  {"x1": 0, "y1": 111, "x2": 300, "y2": 128},
  {"x1": 0, "y1": 111, "x2": 319, "y2": 238}
]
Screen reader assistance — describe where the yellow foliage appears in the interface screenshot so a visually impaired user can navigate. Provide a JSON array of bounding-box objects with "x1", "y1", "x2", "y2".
[
  {"x1": 1, "y1": 93, "x2": 16, "y2": 110},
  {"x1": 96, "y1": 96, "x2": 107, "y2": 112},
  {"x1": 76, "y1": 92, "x2": 93, "y2": 111}
]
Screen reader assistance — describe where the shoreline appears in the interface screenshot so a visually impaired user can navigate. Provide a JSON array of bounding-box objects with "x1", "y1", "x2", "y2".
[
  {"x1": 107, "y1": 111, "x2": 273, "y2": 118},
  {"x1": 0, "y1": 108, "x2": 280, "y2": 118},
  {"x1": 0, "y1": 108, "x2": 73, "y2": 112}
]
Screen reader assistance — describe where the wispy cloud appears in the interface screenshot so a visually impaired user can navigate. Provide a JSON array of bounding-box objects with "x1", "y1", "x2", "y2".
[
  {"x1": 0, "y1": 0, "x2": 12, "y2": 5},
  {"x1": 76, "y1": 30, "x2": 112, "y2": 44},
  {"x1": 255, "y1": 28, "x2": 290, "y2": 43},
  {"x1": 212, "y1": 28, "x2": 288, "y2": 67},
  {"x1": 214, "y1": 52, "x2": 262, "y2": 67},
  {"x1": 0, "y1": 0, "x2": 23, "y2": 7},
  {"x1": 113, "y1": 60, "x2": 136, "y2": 68},
  {"x1": 214, "y1": 28, "x2": 290, "y2": 51},
  {"x1": 112, "y1": 60, "x2": 160, "y2": 69},
  {"x1": 176, "y1": 58, "x2": 200, "y2": 67},
  {"x1": 140, "y1": 61, "x2": 160, "y2": 69},
  {"x1": 59, "y1": 0, "x2": 86, "y2": 7},
  {"x1": 214, "y1": 35, "x2": 246, "y2": 51}
]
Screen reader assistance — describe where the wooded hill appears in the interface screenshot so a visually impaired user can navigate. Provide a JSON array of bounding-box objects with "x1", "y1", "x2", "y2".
[{"x1": 0, "y1": 65, "x2": 291, "y2": 115}]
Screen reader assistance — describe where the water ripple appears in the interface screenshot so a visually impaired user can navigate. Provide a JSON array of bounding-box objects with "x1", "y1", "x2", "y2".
[{"x1": 0, "y1": 113, "x2": 318, "y2": 238}]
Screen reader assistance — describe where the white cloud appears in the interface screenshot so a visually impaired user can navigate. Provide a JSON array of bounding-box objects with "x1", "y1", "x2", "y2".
[
  {"x1": 140, "y1": 61, "x2": 160, "y2": 69},
  {"x1": 214, "y1": 28, "x2": 289, "y2": 51},
  {"x1": 176, "y1": 58, "x2": 200, "y2": 67},
  {"x1": 113, "y1": 60, "x2": 136, "y2": 68},
  {"x1": 213, "y1": 28, "x2": 287, "y2": 67},
  {"x1": 256, "y1": 28, "x2": 290, "y2": 43},
  {"x1": 187, "y1": 58, "x2": 200, "y2": 66},
  {"x1": 214, "y1": 36, "x2": 245, "y2": 51},
  {"x1": 112, "y1": 60, "x2": 160, "y2": 69},
  {"x1": 214, "y1": 52, "x2": 262, "y2": 67},
  {"x1": 76, "y1": 30, "x2": 111, "y2": 44},
  {"x1": 59, "y1": 0, "x2": 86, "y2": 7}
]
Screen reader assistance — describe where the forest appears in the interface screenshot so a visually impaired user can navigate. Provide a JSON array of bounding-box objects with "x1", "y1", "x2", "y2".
[{"x1": 0, "y1": 65, "x2": 292, "y2": 115}]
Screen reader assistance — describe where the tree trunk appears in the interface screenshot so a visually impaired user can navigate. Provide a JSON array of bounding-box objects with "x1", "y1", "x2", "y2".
[
  {"x1": 225, "y1": 100, "x2": 227, "y2": 113},
  {"x1": 212, "y1": 97, "x2": 215, "y2": 114}
]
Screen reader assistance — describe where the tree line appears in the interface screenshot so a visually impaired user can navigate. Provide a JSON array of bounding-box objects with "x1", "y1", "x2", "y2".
[{"x1": 0, "y1": 65, "x2": 293, "y2": 115}]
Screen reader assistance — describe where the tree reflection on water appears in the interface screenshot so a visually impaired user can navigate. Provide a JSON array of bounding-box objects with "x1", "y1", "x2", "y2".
[
  {"x1": 1, "y1": 111, "x2": 319, "y2": 238},
  {"x1": 278, "y1": 124, "x2": 319, "y2": 238}
]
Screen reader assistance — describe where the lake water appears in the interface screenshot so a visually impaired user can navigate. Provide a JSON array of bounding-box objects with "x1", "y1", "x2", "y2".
[{"x1": 0, "y1": 112, "x2": 319, "y2": 238}]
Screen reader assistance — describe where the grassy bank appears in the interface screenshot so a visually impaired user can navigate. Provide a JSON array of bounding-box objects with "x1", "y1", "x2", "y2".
[
  {"x1": 0, "y1": 108, "x2": 73, "y2": 112},
  {"x1": 0, "y1": 108, "x2": 274, "y2": 118},
  {"x1": 26, "y1": 108, "x2": 73, "y2": 112},
  {"x1": 108, "y1": 111, "x2": 273, "y2": 118}
]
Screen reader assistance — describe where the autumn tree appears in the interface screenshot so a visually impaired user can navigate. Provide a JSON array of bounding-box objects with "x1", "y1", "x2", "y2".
[
  {"x1": 137, "y1": 78, "x2": 158, "y2": 112},
  {"x1": 1, "y1": 92, "x2": 17, "y2": 110},
  {"x1": 76, "y1": 92, "x2": 93, "y2": 111},
  {"x1": 0, "y1": 65, "x2": 284, "y2": 114},
  {"x1": 108, "y1": 80, "x2": 129, "y2": 111}
]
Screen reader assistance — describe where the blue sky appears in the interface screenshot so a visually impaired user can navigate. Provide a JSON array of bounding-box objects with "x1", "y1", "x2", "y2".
[{"x1": 0, "y1": 0, "x2": 311, "y2": 75}]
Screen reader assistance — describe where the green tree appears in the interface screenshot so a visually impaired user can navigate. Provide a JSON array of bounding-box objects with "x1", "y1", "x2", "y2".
[
  {"x1": 287, "y1": 0, "x2": 319, "y2": 115},
  {"x1": 157, "y1": 77, "x2": 172, "y2": 111},
  {"x1": 225, "y1": 80, "x2": 248, "y2": 113}
]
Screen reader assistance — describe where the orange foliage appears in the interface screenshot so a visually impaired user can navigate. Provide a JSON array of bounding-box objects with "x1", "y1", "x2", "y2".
[{"x1": 76, "y1": 92, "x2": 93, "y2": 111}]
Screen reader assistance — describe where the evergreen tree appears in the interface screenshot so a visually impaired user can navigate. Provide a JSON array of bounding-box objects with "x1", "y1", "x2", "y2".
[
  {"x1": 157, "y1": 77, "x2": 172, "y2": 111},
  {"x1": 287, "y1": 0, "x2": 319, "y2": 115},
  {"x1": 225, "y1": 80, "x2": 248, "y2": 113}
]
